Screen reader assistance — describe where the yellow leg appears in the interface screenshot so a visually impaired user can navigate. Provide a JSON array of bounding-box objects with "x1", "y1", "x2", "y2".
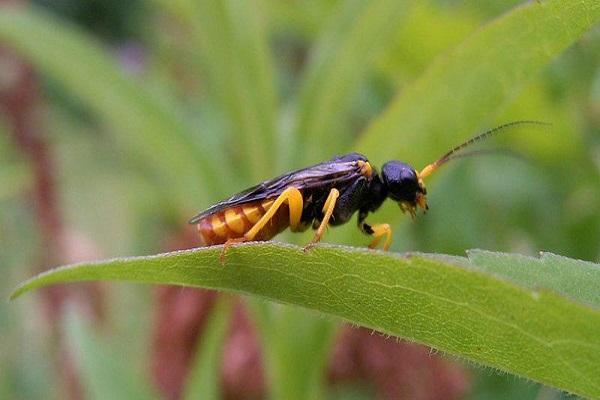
[
  {"x1": 368, "y1": 223, "x2": 392, "y2": 251},
  {"x1": 220, "y1": 187, "x2": 304, "y2": 263},
  {"x1": 245, "y1": 187, "x2": 303, "y2": 239},
  {"x1": 304, "y1": 188, "x2": 339, "y2": 251}
]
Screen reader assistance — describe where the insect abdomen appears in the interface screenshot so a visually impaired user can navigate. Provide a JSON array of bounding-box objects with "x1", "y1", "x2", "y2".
[{"x1": 196, "y1": 199, "x2": 290, "y2": 245}]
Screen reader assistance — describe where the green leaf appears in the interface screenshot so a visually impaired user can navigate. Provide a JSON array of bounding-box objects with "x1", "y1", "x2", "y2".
[
  {"x1": 64, "y1": 306, "x2": 159, "y2": 400},
  {"x1": 12, "y1": 243, "x2": 600, "y2": 399},
  {"x1": 261, "y1": 308, "x2": 336, "y2": 400},
  {"x1": 245, "y1": 297, "x2": 336, "y2": 400},
  {"x1": 183, "y1": 296, "x2": 233, "y2": 400},
  {"x1": 358, "y1": 0, "x2": 600, "y2": 169},
  {"x1": 294, "y1": 0, "x2": 409, "y2": 164},
  {"x1": 156, "y1": 0, "x2": 278, "y2": 180},
  {"x1": 467, "y1": 250, "x2": 600, "y2": 308},
  {"x1": 0, "y1": 5, "x2": 221, "y2": 209}
]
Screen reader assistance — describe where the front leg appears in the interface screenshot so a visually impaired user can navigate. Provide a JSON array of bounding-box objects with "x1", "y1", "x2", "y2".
[{"x1": 357, "y1": 210, "x2": 393, "y2": 251}]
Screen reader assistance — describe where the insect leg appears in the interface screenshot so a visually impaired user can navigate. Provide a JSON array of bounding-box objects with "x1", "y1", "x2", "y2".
[
  {"x1": 220, "y1": 187, "x2": 304, "y2": 263},
  {"x1": 304, "y1": 188, "x2": 340, "y2": 251},
  {"x1": 244, "y1": 186, "x2": 304, "y2": 239},
  {"x1": 367, "y1": 224, "x2": 392, "y2": 250},
  {"x1": 357, "y1": 211, "x2": 392, "y2": 251}
]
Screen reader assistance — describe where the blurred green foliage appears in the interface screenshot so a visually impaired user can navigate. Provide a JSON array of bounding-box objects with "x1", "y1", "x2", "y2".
[{"x1": 1, "y1": 0, "x2": 599, "y2": 399}]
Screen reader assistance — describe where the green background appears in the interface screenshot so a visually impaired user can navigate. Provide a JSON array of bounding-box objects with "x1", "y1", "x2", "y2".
[{"x1": 1, "y1": 0, "x2": 599, "y2": 399}]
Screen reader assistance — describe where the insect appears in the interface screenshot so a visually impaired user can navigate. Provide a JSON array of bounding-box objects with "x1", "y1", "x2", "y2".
[{"x1": 190, "y1": 121, "x2": 546, "y2": 259}]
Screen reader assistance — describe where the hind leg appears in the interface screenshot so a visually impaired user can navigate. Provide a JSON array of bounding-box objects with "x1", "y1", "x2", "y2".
[{"x1": 220, "y1": 187, "x2": 304, "y2": 263}]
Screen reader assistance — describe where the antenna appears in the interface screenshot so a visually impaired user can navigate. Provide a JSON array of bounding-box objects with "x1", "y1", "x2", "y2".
[{"x1": 418, "y1": 120, "x2": 550, "y2": 179}]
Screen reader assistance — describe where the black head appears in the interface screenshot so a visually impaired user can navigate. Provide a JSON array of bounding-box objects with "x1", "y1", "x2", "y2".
[
  {"x1": 378, "y1": 122, "x2": 549, "y2": 218},
  {"x1": 381, "y1": 161, "x2": 428, "y2": 217}
]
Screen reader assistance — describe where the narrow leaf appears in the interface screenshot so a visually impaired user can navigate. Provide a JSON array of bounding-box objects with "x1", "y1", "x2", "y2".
[
  {"x1": 65, "y1": 307, "x2": 159, "y2": 400},
  {"x1": 468, "y1": 250, "x2": 600, "y2": 308},
  {"x1": 183, "y1": 296, "x2": 233, "y2": 400},
  {"x1": 158, "y1": 0, "x2": 278, "y2": 180},
  {"x1": 294, "y1": 0, "x2": 409, "y2": 164},
  {"x1": 0, "y1": 5, "x2": 220, "y2": 209},
  {"x1": 263, "y1": 308, "x2": 336, "y2": 400},
  {"x1": 357, "y1": 0, "x2": 600, "y2": 169},
  {"x1": 12, "y1": 243, "x2": 600, "y2": 399}
]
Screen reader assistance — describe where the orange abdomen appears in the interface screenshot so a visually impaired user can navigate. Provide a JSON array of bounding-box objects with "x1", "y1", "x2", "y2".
[{"x1": 196, "y1": 199, "x2": 290, "y2": 246}]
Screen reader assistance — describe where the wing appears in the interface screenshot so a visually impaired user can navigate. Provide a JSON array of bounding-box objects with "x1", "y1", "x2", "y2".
[{"x1": 189, "y1": 153, "x2": 368, "y2": 224}]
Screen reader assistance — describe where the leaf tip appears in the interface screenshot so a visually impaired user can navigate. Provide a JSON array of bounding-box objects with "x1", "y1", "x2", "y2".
[
  {"x1": 8, "y1": 277, "x2": 37, "y2": 301},
  {"x1": 8, "y1": 285, "x2": 26, "y2": 301}
]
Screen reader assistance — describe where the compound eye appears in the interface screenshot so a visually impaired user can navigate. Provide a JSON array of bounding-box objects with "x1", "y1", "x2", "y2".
[{"x1": 400, "y1": 169, "x2": 418, "y2": 187}]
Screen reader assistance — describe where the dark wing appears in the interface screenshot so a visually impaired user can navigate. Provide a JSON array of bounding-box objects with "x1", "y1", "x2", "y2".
[{"x1": 189, "y1": 153, "x2": 368, "y2": 224}]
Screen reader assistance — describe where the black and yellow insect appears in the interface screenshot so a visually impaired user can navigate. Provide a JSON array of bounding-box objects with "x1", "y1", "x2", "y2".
[{"x1": 190, "y1": 121, "x2": 545, "y2": 256}]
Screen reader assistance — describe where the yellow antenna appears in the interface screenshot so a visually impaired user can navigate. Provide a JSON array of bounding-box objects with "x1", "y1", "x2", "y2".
[{"x1": 418, "y1": 120, "x2": 550, "y2": 180}]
